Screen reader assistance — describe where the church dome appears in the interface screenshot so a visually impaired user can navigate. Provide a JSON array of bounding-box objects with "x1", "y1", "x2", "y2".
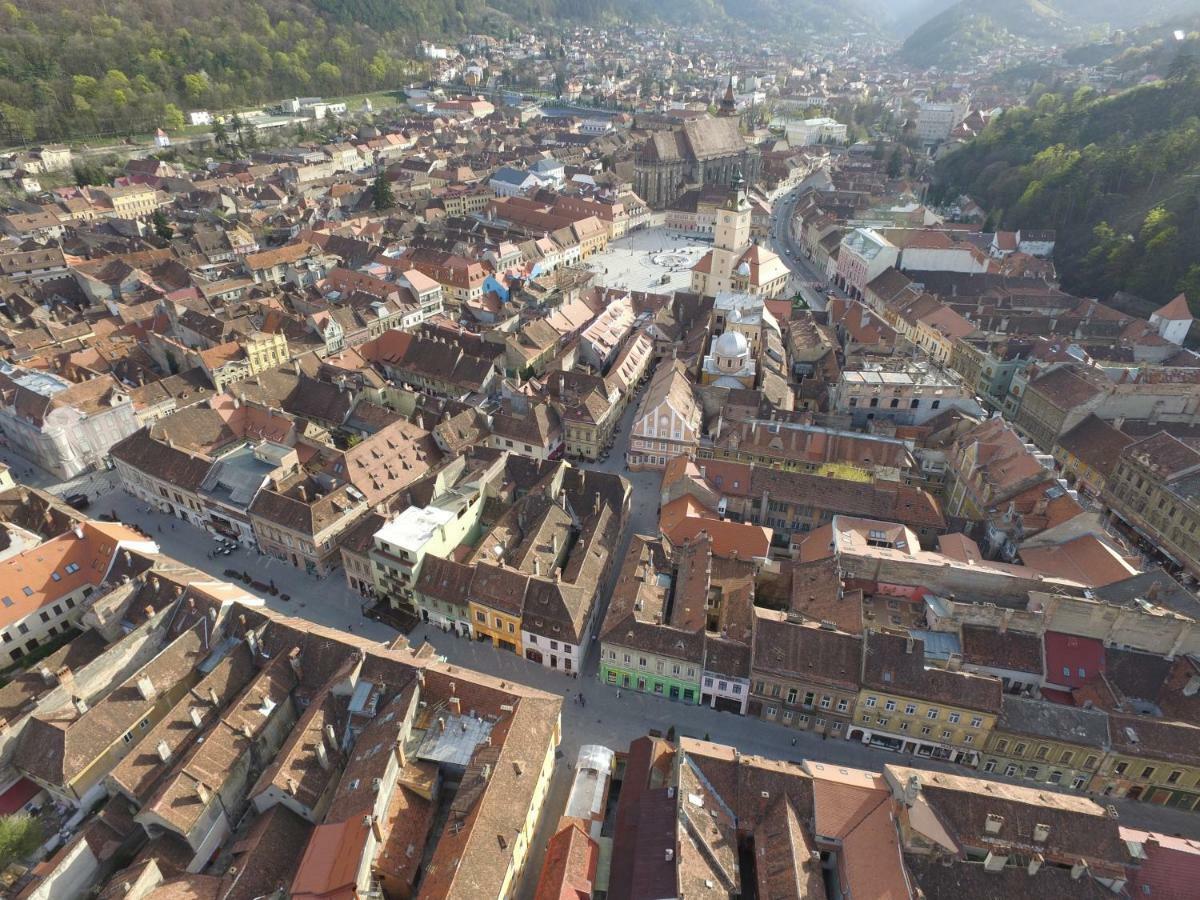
[
  {"x1": 714, "y1": 330, "x2": 749, "y2": 359},
  {"x1": 735, "y1": 260, "x2": 751, "y2": 278}
]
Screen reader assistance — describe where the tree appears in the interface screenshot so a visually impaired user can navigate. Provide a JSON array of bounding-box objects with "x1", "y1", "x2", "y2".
[
  {"x1": 152, "y1": 209, "x2": 174, "y2": 241},
  {"x1": 372, "y1": 173, "x2": 394, "y2": 211},
  {"x1": 888, "y1": 149, "x2": 904, "y2": 179},
  {"x1": 0, "y1": 814, "x2": 43, "y2": 868},
  {"x1": 213, "y1": 119, "x2": 229, "y2": 150},
  {"x1": 163, "y1": 103, "x2": 185, "y2": 131}
]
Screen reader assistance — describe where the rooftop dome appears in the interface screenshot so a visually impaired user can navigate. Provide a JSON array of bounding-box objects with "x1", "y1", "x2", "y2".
[
  {"x1": 735, "y1": 260, "x2": 752, "y2": 278},
  {"x1": 714, "y1": 330, "x2": 749, "y2": 359}
]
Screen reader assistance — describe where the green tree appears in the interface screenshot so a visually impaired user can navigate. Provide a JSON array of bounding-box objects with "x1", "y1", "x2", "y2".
[
  {"x1": 372, "y1": 173, "x2": 394, "y2": 211},
  {"x1": 152, "y1": 209, "x2": 174, "y2": 241},
  {"x1": 163, "y1": 103, "x2": 185, "y2": 131},
  {"x1": 888, "y1": 149, "x2": 903, "y2": 178},
  {"x1": 0, "y1": 814, "x2": 43, "y2": 868}
]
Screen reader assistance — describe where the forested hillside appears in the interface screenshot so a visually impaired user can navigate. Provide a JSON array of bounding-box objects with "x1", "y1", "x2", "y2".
[
  {"x1": 0, "y1": 0, "x2": 443, "y2": 144},
  {"x1": 900, "y1": 0, "x2": 1199, "y2": 68},
  {"x1": 930, "y1": 67, "x2": 1200, "y2": 306}
]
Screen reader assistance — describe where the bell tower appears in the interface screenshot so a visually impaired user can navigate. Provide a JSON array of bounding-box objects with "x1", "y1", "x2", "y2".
[{"x1": 718, "y1": 75, "x2": 737, "y2": 118}]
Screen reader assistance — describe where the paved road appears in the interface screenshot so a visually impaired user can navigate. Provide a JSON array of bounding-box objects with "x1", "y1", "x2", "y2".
[{"x1": 766, "y1": 172, "x2": 857, "y2": 314}]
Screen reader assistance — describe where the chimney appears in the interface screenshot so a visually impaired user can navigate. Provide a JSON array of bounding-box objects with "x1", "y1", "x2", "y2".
[
  {"x1": 287, "y1": 777, "x2": 298, "y2": 795},
  {"x1": 288, "y1": 646, "x2": 303, "y2": 679},
  {"x1": 208, "y1": 687, "x2": 220, "y2": 707},
  {"x1": 1033, "y1": 823, "x2": 1050, "y2": 843},
  {"x1": 156, "y1": 740, "x2": 171, "y2": 763},
  {"x1": 984, "y1": 813, "x2": 1004, "y2": 834},
  {"x1": 316, "y1": 741, "x2": 331, "y2": 771},
  {"x1": 196, "y1": 783, "x2": 210, "y2": 804},
  {"x1": 1071, "y1": 860, "x2": 1088, "y2": 880},
  {"x1": 534, "y1": 560, "x2": 541, "y2": 577},
  {"x1": 136, "y1": 676, "x2": 156, "y2": 702},
  {"x1": 189, "y1": 707, "x2": 204, "y2": 728},
  {"x1": 903, "y1": 774, "x2": 921, "y2": 806},
  {"x1": 55, "y1": 666, "x2": 73, "y2": 689},
  {"x1": 665, "y1": 848, "x2": 674, "y2": 862},
  {"x1": 72, "y1": 696, "x2": 88, "y2": 716},
  {"x1": 904, "y1": 637, "x2": 914, "y2": 655},
  {"x1": 325, "y1": 724, "x2": 338, "y2": 750},
  {"x1": 241, "y1": 723, "x2": 253, "y2": 739},
  {"x1": 438, "y1": 716, "x2": 446, "y2": 732},
  {"x1": 450, "y1": 696, "x2": 461, "y2": 715},
  {"x1": 1028, "y1": 853, "x2": 1044, "y2": 876},
  {"x1": 38, "y1": 665, "x2": 56, "y2": 686}
]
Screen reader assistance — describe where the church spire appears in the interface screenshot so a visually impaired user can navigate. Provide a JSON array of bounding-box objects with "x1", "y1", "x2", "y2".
[{"x1": 718, "y1": 75, "x2": 737, "y2": 117}]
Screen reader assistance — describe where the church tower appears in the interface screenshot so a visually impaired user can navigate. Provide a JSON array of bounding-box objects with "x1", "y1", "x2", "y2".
[{"x1": 718, "y1": 76, "x2": 737, "y2": 118}]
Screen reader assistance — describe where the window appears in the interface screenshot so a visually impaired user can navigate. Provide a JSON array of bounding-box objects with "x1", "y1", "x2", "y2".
[
  {"x1": 899, "y1": 721, "x2": 909, "y2": 731},
  {"x1": 1036, "y1": 746, "x2": 1049, "y2": 761},
  {"x1": 926, "y1": 708, "x2": 939, "y2": 719},
  {"x1": 529, "y1": 635, "x2": 538, "y2": 645},
  {"x1": 820, "y1": 696, "x2": 832, "y2": 709},
  {"x1": 921, "y1": 726, "x2": 931, "y2": 736},
  {"x1": 983, "y1": 760, "x2": 997, "y2": 773},
  {"x1": 65, "y1": 563, "x2": 79, "y2": 574},
  {"x1": 803, "y1": 691, "x2": 815, "y2": 707},
  {"x1": 21, "y1": 587, "x2": 32, "y2": 597},
  {"x1": 549, "y1": 640, "x2": 557, "y2": 650},
  {"x1": 941, "y1": 730, "x2": 952, "y2": 740},
  {"x1": 1072, "y1": 775, "x2": 1087, "y2": 790},
  {"x1": 837, "y1": 698, "x2": 849, "y2": 712},
  {"x1": 754, "y1": 680, "x2": 765, "y2": 694},
  {"x1": 123, "y1": 732, "x2": 134, "y2": 744},
  {"x1": 963, "y1": 735, "x2": 974, "y2": 744},
  {"x1": 507, "y1": 623, "x2": 514, "y2": 633},
  {"x1": 771, "y1": 684, "x2": 781, "y2": 698},
  {"x1": 494, "y1": 617, "x2": 502, "y2": 627},
  {"x1": 1084, "y1": 755, "x2": 1099, "y2": 770},
  {"x1": 865, "y1": 696, "x2": 877, "y2": 708},
  {"x1": 1168, "y1": 770, "x2": 1183, "y2": 785},
  {"x1": 948, "y1": 712, "x2": 960, "y2": 724},
  {"x1": 476, "y1": 611, "x2": 487, "y2": 623},
  {"x1": 970, "y1": 717, "x2": 983, "y2": 728},
  {"x1": 884, "y1": 699, "x2": 897, "y2": 711},
  {"x1": 1141, "y1": 766, "x2": 1156, "y2": 780},
  {"x1": 672, "y1": 664, "x2": 681, "y2": 675},
  {"x1": 653, "y1": 683, "x2": 664, "y2": 695},
  {"x1": 1025, "y1": 766, "x2": 1039, "y2": 780},
  {"x1": 624, "y1": 653, "x2": 631, "y2": 663},
  {"x1": 0, "y1": 633, "x2": 8, "y2": 644},
  {"x1": 17, "y1": 624, "x2": 27, "y2": 635},
  {"x1": 877, "y1": 717, "x2": 889, "y2": 727},
  {"x1": 1114, "y1": 762, "x2": 1128, "y2": 776},
  {"x1": 861, "y1": 714, "x2": 871, "y2": 723},
  {"x1": 1014, "y1": 743, "x2": 1028, "y2": 757},
  {"x1": 905, "y1": 704, "x2": 917, "y2": 715},
  {"x1": 733, "y1": 684, "x2": 741, "y2": 694},
  {"x1": 39, "y1": 612, "x2": 49, "y2": 623},
  {"x1": 783, "y1": 710, "x2": 793, "y2": 722},
  {"x1": 1004, "y1": 764, "x2": 1018, "y2": 777},
  {"x1": 1048, "y1": 771, "x2": 1063, "y2": 785},
  {"x1": 996, "y1": 739, "x2": 1009, "y2": 753},
  {"x1": 639, "y1": 657, "x2": 648, "y2": 669},
  {"x1": 786, "y1": 687, "x2": 798, "y2": 704},
  {"x1": 65, "y1": 598, "x2": 75, "y2": 609},
  {"x1": 767, "y1": 706, "x2": 778, "y2": 718},
  {"x1": 607, "y1": 672, "x2": 617, "y2": 684}
]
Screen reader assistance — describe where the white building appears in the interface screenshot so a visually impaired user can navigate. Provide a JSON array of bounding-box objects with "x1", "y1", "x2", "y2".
[
  {"x1": 917, "y1": 97, "x2": 970, "y2": 144},
  {"x1": 187, "y1": 111, "x2": 213, "y2": 126},
  {"x1": 785, "y1": 117, "x2": 848, "y2": 146},
  {"x1": 1149, "y1": 294, "x2": 1194, "y2": 346}
]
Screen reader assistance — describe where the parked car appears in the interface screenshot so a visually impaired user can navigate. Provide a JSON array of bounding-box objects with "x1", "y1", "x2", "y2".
[{"x1": 65, "y1": 493, "x2": 90, "y2": 511}]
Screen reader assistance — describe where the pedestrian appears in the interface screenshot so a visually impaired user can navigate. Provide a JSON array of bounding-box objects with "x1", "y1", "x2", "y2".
[{"x1": 616, "y1": 690, "x2": 621, "y2": 698}]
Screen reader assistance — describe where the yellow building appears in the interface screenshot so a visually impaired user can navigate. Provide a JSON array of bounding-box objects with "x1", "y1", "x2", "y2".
[
  {"x1": 980, "y1": 694, "x2": 1109, "y2": 792},
  {"x1": 849, "y1": 631, "x2": 1002, "y2": 766},
  {"x1": 467, "y1": 563, "x2": 528, "y2": 653},
  {"x1": 1093, "y1": 715, "x2": 1200, "y2": 809}
]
